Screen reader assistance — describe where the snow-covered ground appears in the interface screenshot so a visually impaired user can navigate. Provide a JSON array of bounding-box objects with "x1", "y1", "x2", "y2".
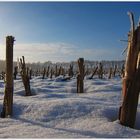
[{"x1": 0, "y1": 75, "x2": 140, "y2": 138}]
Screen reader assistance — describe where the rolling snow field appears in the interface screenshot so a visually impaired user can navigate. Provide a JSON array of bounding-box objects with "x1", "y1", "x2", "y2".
[{"x1": 0, "y1": 75, "x2": 140, "y2": 138}]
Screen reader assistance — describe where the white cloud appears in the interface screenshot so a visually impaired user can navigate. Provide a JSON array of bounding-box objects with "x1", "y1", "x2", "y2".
[
  {"x1": 0, "y1": 42, "x2": 123, "y2": 63},
  {"x1": 0, "y1": 42, "x2": 79, "y2": 62}
]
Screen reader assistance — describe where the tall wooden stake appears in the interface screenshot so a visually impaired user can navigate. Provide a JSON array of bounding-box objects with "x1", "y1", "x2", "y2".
[
  {"x1": 98, "y1": 62, "x2": 103, "y2": 79},
  {"x1": 68, "y1": 64, "x2": 74, "y2": 78},
  {"x1": 113, "y1": 65, "x2": 117, "y2": 77},
  {"x1": 108, "y1": 67, "x2": 112, "y2": 79},
  {"x1": 46, "y1": 66, "x2": 50, "y2": 77},
  {"x1": 77, "y1": 58, "x2": 84, "y2": 93},
  {"x1": 14, "y1": 66, "x2": 18, "y2": 80},
  {"x1": 42, "y1": 68, "x2": 46, "y2": 79},
  {"x1": 1, "y1": 36, "x2": 15, "y2": 118}
]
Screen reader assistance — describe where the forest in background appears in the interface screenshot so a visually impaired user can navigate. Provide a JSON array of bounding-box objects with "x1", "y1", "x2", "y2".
[{"x1": 0, "y1": 59, "x2": 125, "y2": 72}]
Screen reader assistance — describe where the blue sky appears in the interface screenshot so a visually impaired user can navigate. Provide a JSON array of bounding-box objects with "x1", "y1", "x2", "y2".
[{"x1": 0, "y1": 2, "x2": 140, "y2": 62}]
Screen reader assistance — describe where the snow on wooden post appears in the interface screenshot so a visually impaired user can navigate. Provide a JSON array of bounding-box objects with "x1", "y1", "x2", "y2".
[
  {"x1": 119, "y1": 12, "x2": 140, "y2": 128},
  {"x1": 1, "y1": 36, "x2": 15, "y2": 118},
  {"x1": 77, "y1": 58, "x2": 84, "y2": 93}
]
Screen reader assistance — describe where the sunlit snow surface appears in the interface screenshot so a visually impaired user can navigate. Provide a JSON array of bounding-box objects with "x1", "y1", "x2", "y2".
[{"x1": 0, "y1": 75, "x2": 140, "y2": 138}]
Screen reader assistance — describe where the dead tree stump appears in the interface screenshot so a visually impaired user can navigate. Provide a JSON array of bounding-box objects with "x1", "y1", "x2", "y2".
[
  {"x1": 61, "y1": 67, "x2": 65, "y2": 76},
  {"x1": 29, "y1": 68, "x2": 32, "y2": 79},
  {"x1": 14, "y1": 66, "x2": 18, "y2": 80},
  {"x1": 55, "y1": 65, "x2": 58, "y2": 77},
  {"x1": 68, "y1": 64, "x2": 74, "y2": 78},
  {"x1": 77, "y1": 58, "x2": 84, "y2": 93},
  {"x1": 108, "y1": 67, "x2": 112, "y2": 79},
  {"x1": 1, "y1": 36, "x2": 15, "y2": 118},
  {"x1": 58, "y1": 66, "x2": 62, "y2": 76},
  {"x1": 98, "y1": 62, "x2": 103, "y2": 79},
  {"x1": 42, "y1": 68, "x2": 46, "y2": 79},
  {"x1": 119, "y1": 12, "x2": 140, "y2": 128},
  {"x1": 121, "y1": 64, "x2": 125, "y2": 78},
  {"x1": 20, "y1": 56, "x2": 31, "y2": 96},
  {"x1": 113, "y1": 65, "x2": 117, "y2": 77},
  {"x1": 46, "y1": 66, "x2": 50, "y2": 77},
  {"x1": 50, "y1": 68, "x2": 53, "y2": 79}
]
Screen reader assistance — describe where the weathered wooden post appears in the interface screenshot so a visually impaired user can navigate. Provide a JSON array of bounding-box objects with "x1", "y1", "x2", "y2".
[
  {"x1": 14, "y1": 66, "x2": 18, "y2": 80},
  {"x1": 20, "y1": 56, "x2": 31, "y2": 96},
  {"x1": 121, "y1": 64, "x2": 125, "y2": 78},
  {"x1": 68, "y1": 64, "x2": 74, "y2": 78},
  {"x1": 50, "y1": 68, "x2": 53, "y2": 79},
  {"x1": 113, "y1": 65, "x2": 117, "y2": 77},
  {"x1": 55, "y1": 65, "x2": 58, "y2": 77},
  {"x1": 1, "y1": 36, "x2": 15, "y2": 118},
  {"x1": 46, "y1": 66, "x2": 50, "y2": 77},
  {"x1": 29, "y1": 68, "x2": 32, "y2": 79},
  {"x1": 98, "y1": 62, "x2": 103, "y2": 79},
  {"x1": 119, "y1": 12, "x2": 140, "y2": 128},
  {"x1": 42, "y1": 68, "x2": 46, "y2": 79},
  {"x1": 58, "y1": 66, "x2": 62, "y2": 76},
  {"x1": 108, "y1": 67, "x2": 112, "y2": 79},
  {"x1": 36, "y1": 69, "x2": 39, "y2": 77},
  {"x1": 61, "y1": 67, "x2": 65, "y2": 76},
  {"x1": 77, "y1": 58, "x2": 84, "y2": 93}
]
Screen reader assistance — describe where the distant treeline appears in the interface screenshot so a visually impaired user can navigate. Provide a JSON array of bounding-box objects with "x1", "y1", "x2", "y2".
[{"x1": 0, "y1": 59, "x2": 125, "y2": 72}]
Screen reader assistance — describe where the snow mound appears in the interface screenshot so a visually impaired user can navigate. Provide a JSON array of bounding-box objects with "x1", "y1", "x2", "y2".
[{"x1": 0, "y1": 76, "x2": 139, "y2": 138}]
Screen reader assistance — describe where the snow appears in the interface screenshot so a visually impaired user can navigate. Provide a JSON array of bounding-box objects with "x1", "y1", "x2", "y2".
[{"x1": 0, "y1": 75, "x2": 140, "y2": 138}]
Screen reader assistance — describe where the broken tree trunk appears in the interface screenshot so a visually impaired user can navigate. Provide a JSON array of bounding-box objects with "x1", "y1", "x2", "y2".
[
  {"x1": 20, "y1": 56, "x2": 31, "y2": 96},
  {"x1": 1, "y1": 36, "x2": 15, "y2": 118},
  {"x1": 119, "y1": 12, "x2": 140, "y2": 128},
  {"x1": 77, "y1": 58, "x2": 84, "y2": 93}
]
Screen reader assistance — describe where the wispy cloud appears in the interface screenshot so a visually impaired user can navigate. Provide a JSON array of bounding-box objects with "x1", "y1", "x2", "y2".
[
  {"x1": 0, "y1": 42, "x2": 78, "y2": 62},
  {"x1": 0, "y1": 42, "x2": 123, "y2": 63},
  {"x1": 14, "y1": 42, "x2": 78, "y2": 62},
  {"x1": 15, "y1": 42, "x2": 77, "y2": 54}
]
